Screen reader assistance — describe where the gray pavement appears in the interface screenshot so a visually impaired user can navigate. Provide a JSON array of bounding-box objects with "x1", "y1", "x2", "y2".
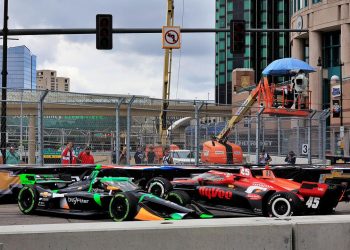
[{"x1": 0, "y1": 202, "x2": 349, "y2": 226}]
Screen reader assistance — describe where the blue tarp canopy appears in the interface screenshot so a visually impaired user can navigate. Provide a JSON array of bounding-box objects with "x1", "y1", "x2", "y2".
[{"x1": 262, "y1": 58, "x2": 316, "y2": 76}]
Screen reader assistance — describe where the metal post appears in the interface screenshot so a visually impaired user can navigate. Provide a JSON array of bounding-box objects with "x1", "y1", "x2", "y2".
[
  {"x1": 37, "y1": 90, "x2": 49, "y2": 166},
  {"x1": 115, "y1": 98, "x2": 125, "y2": 165},
  {"x1": 277, "y1": 117, "x2": 281, "y2": 156},
  {"x1": 126, "y1": 96, "x2": 135, "y2": 166},
  {"x1": 194, "y1": 102, "x2": 204, "y2": 166},
  {"x1": 28, "y1": 115, "x2": 35, "y2": 164},
  {"x1": 256, "y1": 107, "x2": 264, "y2": 164},
  {"x1": 247, "y1": 117, "x2": 251, "y2": 163},
  {"x1": 234, "y1": 127, "x2": 238, "y2": 144},
  {"x1": 323, "y1": 110, "x2": 331, "y2": 163},
  {"x1": 19, "y1": 90, "x2": 23, "y2": 161},
  {"x1": 308, "y1": 111, "x2": 317, "y2": 164},
  {"x1": 1, "y1": 0, "x2": 8, "y2": 161},
  {"x1": 296, "y1": 119, "x2": 300, "y2": 157}
]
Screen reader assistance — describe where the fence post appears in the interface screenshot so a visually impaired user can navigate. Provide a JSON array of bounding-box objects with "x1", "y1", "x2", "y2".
[
  {"x1": 37, "y1": 90, "x2": 48, "y2": 166},
  {"x1": 296, "y1": 119, "x2": 300, "y2": 157},
  {"x1": 323, "y1": 109, "x2": 331, "y2": 163},
  {"x1": 194, "y1": 102, "x2": 204, "y2": 166},
  {"x1": 115, "y1": 98, "x2": 125, "y2": 165},
  {"x1": 247, "y1": 117, "x2": 251, "y2": 163},
  {"x1": 277, "y1": 117, "x2": 281, "y2": 156},
  {"x1": 255, "y1": 107, "x2": 264, "y2": 164},
  {"x1": 318, "y1": 110, "x2": 328, "y2": 160},
  {"x1": 308, "y1": 110, "x2": 317, "y2": 164},
  {"x1": 28, "y1": 115, "x2": 36, "y2": 164},
  {"x1": 127, "y1": 96, "x2": 136, "y2": 166}
]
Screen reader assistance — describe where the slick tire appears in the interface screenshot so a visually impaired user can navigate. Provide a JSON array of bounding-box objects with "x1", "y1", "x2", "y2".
[
  {"x1": 266, "y1": 192, "x2": 302, "y2": 218},
  {"x1": 109, "y1": 192, "x2": 138, "y2": 222},
  {"x1": 166, "y1": 190, "x2": 191, "y2": 206},
  {"x1": 146, "y1": 177, "x2": 172, "y2": 198},
  {"x1": 18, "y1": 186, "x2": 38, "y2": 215}
]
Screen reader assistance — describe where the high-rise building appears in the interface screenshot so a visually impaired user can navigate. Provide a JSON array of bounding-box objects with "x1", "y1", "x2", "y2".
[
  {"x1": 215, "y1": 0, "x2": 290, "y2": 104},
  {"x1": 0, "y1": 45, "x2": 37, "y2": 89},
  {"x1": 215, "y1": 0, "x2": 244, "y2": 105},
  {"x1": 36, "y1": 70, "x2": 70, "y2": 92}
]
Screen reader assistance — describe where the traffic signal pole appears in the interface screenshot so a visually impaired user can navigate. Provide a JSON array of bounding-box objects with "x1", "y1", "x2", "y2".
[{"x1": 1, "y1": 0, "x2": 8, "y2": 163}]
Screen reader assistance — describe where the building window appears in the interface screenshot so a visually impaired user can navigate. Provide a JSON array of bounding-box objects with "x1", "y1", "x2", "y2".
[
  {"x1": 322, "y1": 31, "x2": 340, "y2": 68},
  {"x1": 312, "y1": 0, "x2": 321, "y2": 4}
]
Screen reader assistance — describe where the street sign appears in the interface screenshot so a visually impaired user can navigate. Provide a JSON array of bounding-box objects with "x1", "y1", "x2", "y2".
[
  {"x1": 301, "y1": 144, "x2": 309, "y2": 155},
  {"x1": 162, "y1": 26, "x2": 181, "y2": 49}
]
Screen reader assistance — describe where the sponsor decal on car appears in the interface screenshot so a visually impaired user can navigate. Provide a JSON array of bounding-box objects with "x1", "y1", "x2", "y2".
[
  {"x1": 247, "y1": 193, "x2": 262, "y2": 200},
  {"x1": 198, "y1": 187, "x2": 233, "y2": 200},
  {"x1": 67, "y1": 197, "x2": 89, "y2": 205}
]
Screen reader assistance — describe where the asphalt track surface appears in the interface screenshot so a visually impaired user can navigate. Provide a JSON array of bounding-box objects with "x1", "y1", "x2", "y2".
[{"x1": 0, "y1": 202, "x2": 349, "y2": 226}]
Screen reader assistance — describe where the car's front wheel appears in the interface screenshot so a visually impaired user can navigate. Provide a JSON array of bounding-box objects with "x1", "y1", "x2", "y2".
[
  {"x1": 18, "y1": 186, "x2": 38, "y2": 215},
  {"x1": 166, "y1": 190, "x2": 191, "y2": 206},
  {"x1": 109, "y1": 192, "x2": 137, "y2": 222}
]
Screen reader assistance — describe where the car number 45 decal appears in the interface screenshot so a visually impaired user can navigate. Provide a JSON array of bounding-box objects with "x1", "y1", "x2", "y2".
[{"x1": 306, "y1": 197, "x2": 320, "y2": 209}]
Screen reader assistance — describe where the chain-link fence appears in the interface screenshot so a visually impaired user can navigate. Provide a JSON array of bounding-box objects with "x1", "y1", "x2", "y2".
[{"x1": 1, "y1": 87, "x2": 333, "y2": 165}]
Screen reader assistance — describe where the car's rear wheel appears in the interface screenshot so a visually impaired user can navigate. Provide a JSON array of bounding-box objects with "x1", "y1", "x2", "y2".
[
  {"x1": 166, "y1": 190, "x2": 191, "y2": 206},
  {"x1": 18, "y1": 186, "x2": 38, "y2": 215},
  {"x1": 266, "y1": 192, "x2": 302, "y2": 217},
  {"x1": 109, "y1": 192, "x2": 137, "y2": 222},
  {"x1": 146, "y1": 177, "x2": 172, "y2": 198}
]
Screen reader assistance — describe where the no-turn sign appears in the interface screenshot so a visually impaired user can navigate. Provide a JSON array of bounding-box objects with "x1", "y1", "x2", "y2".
[{"x1": 162, "y1": 26, "x2": 181, "y2": 49}]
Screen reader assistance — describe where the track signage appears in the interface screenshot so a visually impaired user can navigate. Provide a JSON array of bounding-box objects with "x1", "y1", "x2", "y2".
[{"x1": 301, "y1": 144, "x2": 309, "y2": 155}]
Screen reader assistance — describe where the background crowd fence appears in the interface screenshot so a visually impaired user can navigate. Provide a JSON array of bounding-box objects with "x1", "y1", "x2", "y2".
[{"x1": 1, "y1": 87, "x2": 336, "y2": 166}]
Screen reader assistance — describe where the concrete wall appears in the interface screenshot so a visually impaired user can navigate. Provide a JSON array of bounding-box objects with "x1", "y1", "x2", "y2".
[{"x1": 1, "y1": 215, "x2": 350, "y2": 250}]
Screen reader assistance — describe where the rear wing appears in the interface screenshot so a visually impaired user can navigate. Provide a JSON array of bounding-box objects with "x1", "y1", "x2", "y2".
[{"x1": 19, "y1": 173, "x2": 73, "y2": 185}]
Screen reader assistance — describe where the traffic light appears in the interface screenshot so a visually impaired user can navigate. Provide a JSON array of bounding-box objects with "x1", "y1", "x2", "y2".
[
  {"x1": 230, "y1": 20, "x2": 245, "y2": 54},
  {"x1": 96, "y1": 14, "x2": 113, "y2": 50}
]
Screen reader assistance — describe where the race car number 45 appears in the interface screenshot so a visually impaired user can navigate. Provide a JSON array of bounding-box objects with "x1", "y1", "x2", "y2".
[{"x1": 306, "y1": 197, "x2": 320, "y2": 209}]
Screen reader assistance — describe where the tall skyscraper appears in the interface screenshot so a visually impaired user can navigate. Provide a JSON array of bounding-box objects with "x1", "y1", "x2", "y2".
[
  {"x1": 0, "y1": 45, "x2": 37, "y2": 89},
  {"x1": 215, "y1": 0, "x2": 290, "y2": 104}
]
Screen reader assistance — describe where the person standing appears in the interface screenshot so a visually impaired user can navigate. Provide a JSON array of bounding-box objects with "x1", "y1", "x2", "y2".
[
  {"x1": 285, "y1": 151, "x2": 296, "y2": 165},
  {"x1": 61, "y1": 142, "x2": 76, "y2": 165},
  {"x1": 134, "y1": 146, "x2": 144, "y2": 164},
  {"x1": 77, "y1": 146, "x2": 95, "y2": 164},
  {"x1": 162, "y1": 146, "x2": 174, "y2": 165},
  {"x1": 2, "y1": 145, "x2": 20, "y2": 164},
  {"x1": 259, "y1": 149, "x2": 272, "y2": 165},
  {"x1": 119, "y1": 147, "x2": 127, "y2": 165},
  {"x1": 147, "y1": 145, "x2": 156, "y2": 164}
]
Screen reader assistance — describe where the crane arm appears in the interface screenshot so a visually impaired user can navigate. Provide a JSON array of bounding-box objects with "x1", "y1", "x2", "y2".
[
  {"x1": 159, "y1": 0, "x2": 174, "y2": 146},
  {"x1": 216, "y1": 82, "x2": 262, "y2": 141}
]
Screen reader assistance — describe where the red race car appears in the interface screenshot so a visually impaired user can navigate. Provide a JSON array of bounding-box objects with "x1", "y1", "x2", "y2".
[{"x1": 146, "y1": 167, "x2": 344, "y2": 218}]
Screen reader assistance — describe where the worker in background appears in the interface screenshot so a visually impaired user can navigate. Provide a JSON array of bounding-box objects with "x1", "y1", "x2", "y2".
[
  {"x1": 78, "y1": 146, "x2": 95, "y2": 164},
  {"x1": 162, "y1": 146, "x2": 174, "y2": 165},
  {"x1": 0, "y1": 145, "x2": 20, "y2": 164},
  {"x1": 119, "y1": 146, "x2": 127, "y2": 165},
  {"x1": 259, "y1": 149, "x2": 272, "y2": 165},
  {"x1": 61, "y1": 141, "x2": 76, "y2": 165},
  {"x1": 147, "y1": 145, "x2": 156, "y2": 164},
  {"x1": 134, "y1": 146, "x2": 144, "y2": 164},
  {"x1": 285, "y1": 151, "x2": 296, "y2": 165}
]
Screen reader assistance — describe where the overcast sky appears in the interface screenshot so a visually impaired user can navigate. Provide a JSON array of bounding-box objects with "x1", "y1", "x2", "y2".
[{"x1": 1, "y1": 0, "x2": 215, "y2": 100}]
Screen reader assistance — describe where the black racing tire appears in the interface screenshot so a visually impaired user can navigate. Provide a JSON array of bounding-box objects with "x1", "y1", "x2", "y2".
[
  {"x1": 166, "y1": 190, "x2": 191, "y2": 206},
  {"x1": 146, "y1": 177, "x2": 172, "y2": 198},
  {"x1": 109, "y1": 192, "x2": 138, "y2": 222},
  {"x1": 18, "y1": 186, "x2": 38, "y2": 215},
  {"x1": 266, "y1": 192, "x2": 302, "y2": 218}
]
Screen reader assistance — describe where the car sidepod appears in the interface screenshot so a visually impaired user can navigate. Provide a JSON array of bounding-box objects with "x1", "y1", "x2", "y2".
[{"x1": 135, "y1": 192, "x2": 197, "y2": 220}]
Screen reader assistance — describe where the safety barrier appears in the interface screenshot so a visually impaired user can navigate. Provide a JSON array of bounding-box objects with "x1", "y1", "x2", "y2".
[{"x1": 0, "y1": 215, "x2": 349, "y2": 250}]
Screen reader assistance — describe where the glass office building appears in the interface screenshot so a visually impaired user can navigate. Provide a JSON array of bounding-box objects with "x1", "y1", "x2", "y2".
[
  {"x1": 215, "y1": 0, "x2": 290, "y2": 104},
  {"x1": 0, "y1": 45, "x2": 37, "y2": 89}
]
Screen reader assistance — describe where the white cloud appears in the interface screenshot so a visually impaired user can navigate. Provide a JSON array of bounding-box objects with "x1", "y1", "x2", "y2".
[{"x1": 5, "y1": 0, "x2": 215, "y2": 100}]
